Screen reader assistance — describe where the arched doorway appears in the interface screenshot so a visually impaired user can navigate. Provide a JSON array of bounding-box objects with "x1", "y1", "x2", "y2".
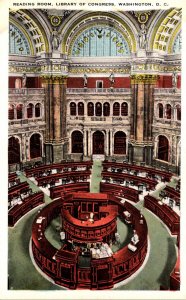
[
  {"x1": 30, "y1": 134, "x2": 42, "y2": 159},
  {"x1": 93, "y1": 131, "x2": 104, "y2": 154},
  {"x1": 158, "y1": 135, "x2": 169, "y2": 162},
  {"x1": 114, "y1": 131, "x2": 126, "y2": 154},
  {"x1": 71, "y1": 131, "x2": 83, "y2": 153},
  {"x1": 8, "y1": 137, "x2": 20, "y2": 164}
]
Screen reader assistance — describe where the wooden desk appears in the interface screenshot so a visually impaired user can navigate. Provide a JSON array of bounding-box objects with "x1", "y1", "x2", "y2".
[
  {"x1": 8, "y1": 191, "x2": 44, "y2": 227},
  {"x1": 102, "y1": 171, "x2": 157, "y2": 190},
  {"x1": 102, "y1": 162, "x2": 172, "y2": 181},
  {"x1": 36, "y1": 171, "x2": 91, "y2": 186},
  {"x1": 32, "y1": 194, "x2": 148, "y2": 289},
  {"x1": 8, "y1": 172, "x2": 17, "y2": 183},
  {"x1": 144, "y1": 195, "x2": 180, "y2": 235},
  {"x1": 100, "y1": 182, "x2": 139, "y2": 202},
  {"x1": 50, "y1": 182, "x2": 90, "y2": 199},
  {"x1": 164, "y1": 186, "x2": 180, "y2": 205},
  {"x1": 8, "y1": 181, "x2": 29, "y2": 199},
  {"x1": 25, "y1": 162, "x2": 93, "y2": 177}
]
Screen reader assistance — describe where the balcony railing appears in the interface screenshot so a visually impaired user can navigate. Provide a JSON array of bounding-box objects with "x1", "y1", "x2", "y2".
[
  {"x1": 9, "y1": 117, "x2": 44, "y2": 126},
  {"x1": 9, "y1": 88, "x2": 45, "y2": 95},
  {"x1": 67, "y1": 88, "x2": 131, "y2": 94},
  {"x1": 154, "y1": 88, "x2": 181, "y2": 94}
]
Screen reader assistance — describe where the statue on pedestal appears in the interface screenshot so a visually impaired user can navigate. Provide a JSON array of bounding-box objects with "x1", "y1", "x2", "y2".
[
  {"x1": 138, "y1": 24, "x2": 147, "y2": 50},
  {"x1": 51, "y1": 30, "x2": 60, "y2": 51},
  {"x1": 22, "y1": 73, "x2": 27, "y2": 88},
  {"x1": 172, "y1": 72, "x2": 178, "y2": 88},
  {"x1": 84, "y1": 74, "x2": 88, "y2": 87},
  {"x1": 109, "y1": 73, "x2": 115, "y2": 87}
]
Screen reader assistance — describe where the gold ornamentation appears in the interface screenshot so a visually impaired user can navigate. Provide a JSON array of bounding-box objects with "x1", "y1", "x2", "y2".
[
  {"x1": 130, "y1": 74, "x2": 159, "y2": 84},
  {"x1": 168, "y1": 23, "x2": 181, "y2": 54},
  {"x1": 9, "y1": 18, "x2": 35, "y2": 56},
  {"x1": 49, "y1": 15, "x2": 62, "y2": 27},
  {"x1": 21, "y1": 9, "x2": 49, "y2": 53},
  {"x1": 132, "y1": 11, "x2": 151, "y2": 24},
  {"x1": 69, "y1": 67, "x2": 130, "y2": 74},
  {"x1": 150, "y1": 8, "x2": 181, "y2": 52},
  {"x1": 40, "y1": 75, "x2": 68, "y2": 85},
  {"x1": 60, "y1": 12, "x2": 137, "y2": 54}
]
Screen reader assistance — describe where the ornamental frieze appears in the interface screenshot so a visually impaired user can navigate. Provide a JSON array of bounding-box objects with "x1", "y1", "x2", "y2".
[
  {"x1": 130, "y1": 74, "x2": 159, "y2": 84},
  {"x1": 69, "y1": 67, "x2": 130, "y2": 74}
]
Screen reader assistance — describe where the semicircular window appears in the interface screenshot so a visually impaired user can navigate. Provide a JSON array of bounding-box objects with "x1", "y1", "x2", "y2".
[
  {"x1": 72, "y1": 25, "x2": 130, "y2": 57},
  {"x1": 173, "y1": 31, "x2": 181, "y2": 54},
  {"x1": 9, "y1": 23, "x2": 31, "y2": 55}
]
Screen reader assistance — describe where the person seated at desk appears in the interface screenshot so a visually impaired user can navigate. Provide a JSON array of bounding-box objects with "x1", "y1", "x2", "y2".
[{"x1": 131, "y1": 230, "x2": 139, "y2": 245}]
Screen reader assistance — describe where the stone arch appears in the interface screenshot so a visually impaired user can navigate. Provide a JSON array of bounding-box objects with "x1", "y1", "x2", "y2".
[
  {"x1": 71, "y1": 130, "x2": 83, "y2": 153},
  {"x1": 114, "y1": 131, "x2": 127, "y2": 155},
  {"x1": 29, "y1": 132, "x2": 43, "y2": 159}
]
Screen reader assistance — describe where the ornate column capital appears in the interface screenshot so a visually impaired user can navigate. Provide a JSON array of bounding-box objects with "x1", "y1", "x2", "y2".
[{"x1": 40, "y1": 75, "x2": 68, "y2": 84}]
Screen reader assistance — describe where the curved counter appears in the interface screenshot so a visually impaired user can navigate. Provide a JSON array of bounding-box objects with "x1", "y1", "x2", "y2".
[{"x1": 31, "y1": 193, "x2": 148, "y2": 289}]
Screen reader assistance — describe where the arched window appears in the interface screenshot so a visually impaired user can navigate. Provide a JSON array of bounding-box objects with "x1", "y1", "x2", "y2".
[
  {"x1": 72, "y1": 25, "x2": 130, "y2": 57},
  {"x1": 15, "y1": 78, "x2": 22, "y2": 89},
  {"x1": 16, "y1": 104, "x2": 23, "y2": 119},
  {"x1": 8, "y1": 137, "x2": 20, "y2": 164},
  {"x1": 27, "y1": 103, "x2": 34, "y2": 118},
  {"x1": 114, "y1": 131, "x2": 126, "y2": 154},
  {"x1": 121, "y1": 102, "x2": 128, "y2": 116},
  {"x1": 158, "y1": 103, "x2": 163, "y2": 118},
  {"x1": 9, "y1": 105, "x2": 15, "y2": 120},
  {"x1": 165, "y1": 104, "x2": 172, "y2": 119},
  {"x1": 35, "y1": 103, "x2": 41, "y2": 118},
  {"x1": 71, "y1": 131, "x2": 83, "y2": 153},
  {"x1": 78, "y1": 102, "x2": 84, "y2": 116},
  {"x1": 9, "y1": 23, "x2": 31, "y2": 55},
  {"x1": 88, "y1": 102, "x2": 94, "y2": 116},
  {"x1": 93, "y1": 131, "x2": 104, "y2": 154},
  {"x1": 103, "y1": 102, "x2": 110, "y2": 116},
  {"x1": 30, "y1": 134, "x2": 42, "y2": 159},
  {"x1": 173, "y1": 31, "x2": 182, "y2": 54},
  {"x1": 176, "y1": 105, "x2": 181, "y2": 121},
  {"x1": 70, "y1": 102, "x2": 76, "y2": 116},
  {"x1": 95, "y1": 102, "x2": 102, "y2": 116},
  {"x1": 158, "y1": 135, "x2": 169, "y2": 162},
  {"x1": 113, "y1": 102, "x2": 120, "y2": 116}
]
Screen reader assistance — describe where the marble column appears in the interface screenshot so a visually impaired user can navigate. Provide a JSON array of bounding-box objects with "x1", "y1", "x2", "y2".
[
  {"x1": 129, "y1": 74, "x2": 159, "y2": 164},
  {"x1": 110, "y1": 130, "x2": 113, "y2": 156},
  {"x1": 83, "y1": 129, "x2": 87, "y2": 157},
  {"x1": 41, "y1": 75, "x2": 67, "y2": 163}
]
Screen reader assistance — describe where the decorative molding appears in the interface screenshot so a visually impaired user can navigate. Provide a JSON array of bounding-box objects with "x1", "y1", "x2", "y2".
[
  {"x1": 130, "y1": 74, "x2": 159, "y2": 84},
  {"x1": 131, "y1": 11, "x2": 152, "y2": 24},
  {"x1": 61, "y1": 12, "x2": 137, "y2": 54},
  {"x1": 9, "y1": 18, "x2": 35, "y2": 56},
  {"x1": 69, "y1": 67, "x2": 130, "y2": 74}
]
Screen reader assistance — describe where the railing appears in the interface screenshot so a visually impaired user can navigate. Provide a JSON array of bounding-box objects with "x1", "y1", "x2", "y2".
[
  {"x1": 91, "y1": 117, "x2": 106, "y2": 121},
  {"x1": 69, "y1": 116, "x2": 85, "y2": 121},
  {"x1": 9, "y1": 88, "x2": 45, "y2": 95},
  {"x1": 67, "y1": 88, "x2": 131, "y2": 93},
  {"x1": 154, "y1": 88, "x2": 181, "y2": 94},
  {"x1": 9, "y1": 117, "x2": 44, "y2": 126},
  {"x1": 153, "y1": 117, "x2": 181, "y2": 126}
]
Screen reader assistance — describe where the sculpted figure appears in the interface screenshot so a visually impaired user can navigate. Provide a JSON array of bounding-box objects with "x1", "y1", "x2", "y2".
[
  {"x1": 139, "y1": 24, "x2": 147, "y2": 49},
  {"x1": 22, "y1": 73, "x2": 27, "y2": 88},
  {"x1": 51, "y1": 30, "x2": 60, "y2": 51}
]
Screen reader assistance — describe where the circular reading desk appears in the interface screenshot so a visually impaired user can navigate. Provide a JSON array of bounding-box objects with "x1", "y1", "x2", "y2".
[{"x1": 31, "y1": 192, "x2": 148, "y2": 290}]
